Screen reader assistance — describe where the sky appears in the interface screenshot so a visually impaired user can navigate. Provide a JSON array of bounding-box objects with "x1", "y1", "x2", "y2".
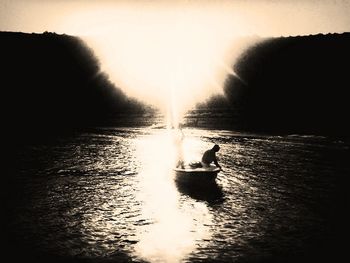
[{"x1": 1, "y1": 0, "x2": 350, "y2": 121}]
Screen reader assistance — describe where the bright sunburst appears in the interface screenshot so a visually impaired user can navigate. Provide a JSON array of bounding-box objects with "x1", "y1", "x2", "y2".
[
  {"x1": 57, "y1": 3, "x2": 250, "y2": 126},
  {"x1": 3, "y1": 1, "x2": 348, "y2": 126}
]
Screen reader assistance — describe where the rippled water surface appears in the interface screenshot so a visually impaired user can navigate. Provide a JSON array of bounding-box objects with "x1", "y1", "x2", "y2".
[{"x1": 5, "y1": 127, "x2": 349, "y2": 262}]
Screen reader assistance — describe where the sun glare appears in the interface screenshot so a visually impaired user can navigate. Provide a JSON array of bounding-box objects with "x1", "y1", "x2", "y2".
[
  {"x1": 4, "y1": 1, "x2": 350, "y2": 125},
  {"x1": 134, "y1": 129, "x2": 213, "y2": 262},
  {"x1": 43, "y1": 0, "x2": 349, "y2": 127},
  {"x1": 56, "y1": 3, "x2": 252, "y2": 126}
]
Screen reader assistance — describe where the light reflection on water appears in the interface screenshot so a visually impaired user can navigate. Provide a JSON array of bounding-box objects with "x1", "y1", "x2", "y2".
[
  {"x1": 133, "y1": 129, "x2": 213, "y2": 263},
  {"x1": 7, "y1": 127, "x2": 349, "y2": 262}
]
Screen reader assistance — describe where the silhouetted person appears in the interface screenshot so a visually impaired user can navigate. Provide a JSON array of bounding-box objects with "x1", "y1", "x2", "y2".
[{"x1": 201, "y1": 144, "x2": 221, "y2": 169}]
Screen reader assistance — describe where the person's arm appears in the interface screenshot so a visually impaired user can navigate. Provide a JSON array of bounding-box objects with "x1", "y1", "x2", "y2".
[{"x1": 213, "y1": 155, "x2": 221, "y2": 169}]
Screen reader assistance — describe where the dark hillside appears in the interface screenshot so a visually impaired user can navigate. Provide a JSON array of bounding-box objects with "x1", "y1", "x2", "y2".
[
  {"x1": 1, "y1": 31, "x2": 153, "y2": 140},
  {"x1": 198, "y1": 33, "x2": 350, "y2": 136}
]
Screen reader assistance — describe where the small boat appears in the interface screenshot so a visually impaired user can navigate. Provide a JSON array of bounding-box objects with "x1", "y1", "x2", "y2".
[{"x1": 173, "y1": 165, "x2": 220, "y2": 183}]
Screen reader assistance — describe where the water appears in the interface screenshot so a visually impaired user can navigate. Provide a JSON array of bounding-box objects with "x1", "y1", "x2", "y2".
[{"x1": 4, "y1": 127, "x2": 349, "y2": 262}]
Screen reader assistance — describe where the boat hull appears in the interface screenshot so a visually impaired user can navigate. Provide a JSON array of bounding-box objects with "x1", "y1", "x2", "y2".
[{"x1": 173, "y1": 166, "x2": 220, "y2": 183}]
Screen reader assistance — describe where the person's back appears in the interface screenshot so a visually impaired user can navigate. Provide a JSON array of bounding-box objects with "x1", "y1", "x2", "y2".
[
  {"x1": 201, "y1": 149, "x2": 216, "y2": 164},
  {"x1": 201, "y1": 144, "x2": 221, "y2": 169}
]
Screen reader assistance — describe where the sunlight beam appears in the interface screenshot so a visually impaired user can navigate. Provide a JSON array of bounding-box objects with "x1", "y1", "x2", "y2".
[
  {"x1": 12, "y1": 0, "x2": 344, "y2": 127},
  {"x1": 55, "y1": 4, "x2": 251, "y2": 127}
]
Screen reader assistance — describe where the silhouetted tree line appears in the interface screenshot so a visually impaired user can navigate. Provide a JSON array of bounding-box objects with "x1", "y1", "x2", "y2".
[
  {"x1": 199, "y1": 33, "x2": 350, "y2": 136},
  {"x1": 1, "y1": 31, "x2": 154, "y2": 139}
]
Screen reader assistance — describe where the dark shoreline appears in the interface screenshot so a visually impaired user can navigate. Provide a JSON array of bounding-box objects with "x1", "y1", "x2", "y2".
[{"x1": 2, "y1": 31, "x2": 350, "y2": 141}]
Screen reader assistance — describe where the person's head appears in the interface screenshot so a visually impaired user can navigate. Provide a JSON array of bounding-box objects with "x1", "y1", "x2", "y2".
[{"x1": 212, "y1": 144, "x2": 220, "y2": 152}]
